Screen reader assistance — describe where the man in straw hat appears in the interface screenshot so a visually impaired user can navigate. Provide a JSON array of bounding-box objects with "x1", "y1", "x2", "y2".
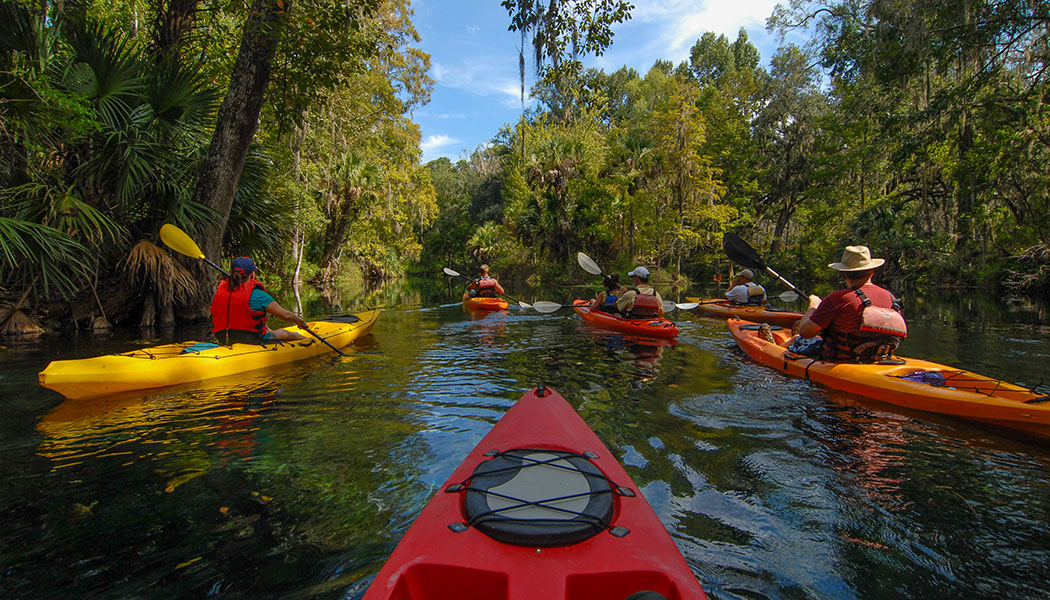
[{"x1": 795, "y1": 245, "x2": 906, "y2": 362}]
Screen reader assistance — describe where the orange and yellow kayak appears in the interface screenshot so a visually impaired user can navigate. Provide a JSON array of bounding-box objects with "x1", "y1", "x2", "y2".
[
  {"x1": 38, "y1": 310, "x2": 380, "y2": 400},
  {"x1": 727, "y1": 318, "x2": 1050, "y2": 437},
  {"x1": 686, "y1": 297, "x2": 803, "y2": 326}
]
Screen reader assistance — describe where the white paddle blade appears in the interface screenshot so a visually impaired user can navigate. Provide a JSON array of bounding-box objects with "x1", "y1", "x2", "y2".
[
  {"x1": 531, "y1": 301, "x2": 562, "y2": 313},
  {"x1": 662, "y1": 300, "x2": 677, "y2": 312},
  {"x1": 516, "y1": 300, "x2": 533, "y2": 309},
  {"x1": 676, "y1": 302, "x2": 700, "y2": 310},
  {"x1": 778, "y1": 290, "x2": 800, "y2": 302},
  {"x1": 443, "y1": 267, "x2": 461, "y2": 278},
  {"x1": 577, "y1": 252, "x2": 603, "y2": 276}
]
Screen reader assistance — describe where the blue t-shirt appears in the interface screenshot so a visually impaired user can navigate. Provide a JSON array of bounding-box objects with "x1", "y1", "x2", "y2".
[{"x1": 249, "y1": 288, "x2": 276, "y2": 312}]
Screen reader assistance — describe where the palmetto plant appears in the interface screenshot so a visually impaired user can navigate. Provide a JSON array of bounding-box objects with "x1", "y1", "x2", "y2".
[{"x1": 0, "y1": 2, "x2": 226, "y2": 325}]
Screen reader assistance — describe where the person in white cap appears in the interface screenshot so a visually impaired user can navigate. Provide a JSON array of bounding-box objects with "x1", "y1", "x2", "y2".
[
  {"x1": 795, "y1": 245, "x2": 906, "y2": 362},
  {"x1": 615, "y1": 266, "x2": 664, "y2": 317},
  {"x1": 725, "y1": 268, "x2": 766, "y2": 305}
]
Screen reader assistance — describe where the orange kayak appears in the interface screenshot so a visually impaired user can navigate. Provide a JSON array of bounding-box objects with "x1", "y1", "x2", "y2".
[
  {"x1": 464, "y1": 296, "x2": 509, "y2": 311},
  {"x1": 573, "y1": 300, "x2": 678, "y2": 339},
  {"x1": 727, "y1": 318, "x2": 1050, "y2": 437},
  {"x1": 686, "y1": 297, "x2": 803, "y2": 326}
]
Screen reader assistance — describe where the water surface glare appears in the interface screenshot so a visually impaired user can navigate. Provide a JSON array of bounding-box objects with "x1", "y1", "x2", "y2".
[{"x1": 2, "y1": 296, "x2": 1050, "y2": 599}]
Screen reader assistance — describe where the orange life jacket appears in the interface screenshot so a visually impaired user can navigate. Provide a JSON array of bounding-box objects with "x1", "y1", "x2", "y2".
[{"x1": 476, "y1": 276, "x2": 499, "y2": 298}]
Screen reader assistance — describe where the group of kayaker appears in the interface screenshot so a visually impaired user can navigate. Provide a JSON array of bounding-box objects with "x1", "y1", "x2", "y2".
[
  {"x1": 211, "y1": 242, "x2": 905, "y2": 366},
  {"x1": 732, "y1": 244, "x2": 907, "y2": 364}
]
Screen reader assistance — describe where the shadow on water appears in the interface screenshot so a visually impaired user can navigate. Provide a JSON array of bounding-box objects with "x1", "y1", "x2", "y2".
[{"x1": 1, "y1": 280, "x2": 1049, "y2": 599}]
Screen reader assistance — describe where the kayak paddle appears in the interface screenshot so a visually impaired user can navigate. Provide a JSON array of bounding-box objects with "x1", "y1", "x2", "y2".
[
  {"x1": 442, "y1": 267, "x2": 534, "y2": 309},
  {"x1": 159, "y1": 223, "x2": 346, "y2": 356},
  {"x1": 662, "y1": 301, "x2": 700, "y2": 312},
  {"x1": 722, "y1": 233, "x2": 807, "y2": 298}
]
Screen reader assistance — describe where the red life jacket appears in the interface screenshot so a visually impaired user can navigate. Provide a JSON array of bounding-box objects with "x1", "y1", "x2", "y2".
[
  {"x1": 476, "y1": 276, "x2": 498, "y2": 298},
  {"x1": 625, "y1": 289, "x2": 661, "y2": 318},
  {"x1": 211, "y1": 279, "x2": 268, "y2": 342}
]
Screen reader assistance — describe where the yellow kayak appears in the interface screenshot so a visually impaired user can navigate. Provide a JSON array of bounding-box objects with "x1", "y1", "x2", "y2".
[{"x1": 38, "y1": 310, "x2": 380, "y2": 400}]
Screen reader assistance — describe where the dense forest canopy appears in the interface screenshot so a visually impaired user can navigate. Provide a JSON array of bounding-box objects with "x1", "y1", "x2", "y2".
[{"x1": 2, "y1": 0, "x2": 1049, "y2": 333}]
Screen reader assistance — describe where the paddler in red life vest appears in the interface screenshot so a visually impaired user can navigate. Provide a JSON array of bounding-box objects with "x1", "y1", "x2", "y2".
[
  {"x1": 794, "y1": 245, "x2": 907, "y2": 363},
  {"x1": 725, "y1": 269, "x2": 767, "y2": 305},
  {"x1": 615, "y1": 266, "x2": 664, "y2": 318},
  {"x1": 210, "y1": 256, "x2": 309, "y2": 345},
  {"x1": 462, "y1": 264, "x2": 505, "y2": 300}
]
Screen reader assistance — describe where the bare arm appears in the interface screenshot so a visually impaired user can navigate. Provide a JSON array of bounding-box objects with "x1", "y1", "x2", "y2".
[
  {"x1": 265, "y1": 301, "x2": 308, "y2": 329},
  {"x1": 798, "y1": 295, "x2": 823, "y2": 338}
]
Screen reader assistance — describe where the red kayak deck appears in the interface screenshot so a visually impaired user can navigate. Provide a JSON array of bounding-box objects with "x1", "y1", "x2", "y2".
[
  {"x1": 362, "y1": 386, "x2": 707, "y2": 600},
  {"x1": 573, "y1": 300, "x2": 679, "y2": 340}
]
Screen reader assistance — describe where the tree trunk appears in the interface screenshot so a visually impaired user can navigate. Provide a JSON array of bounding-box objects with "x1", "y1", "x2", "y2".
[
  {"x1": 154, "y1": 0, "x2": 201, "y2": 63},
  {"x1": 189, "y1": 0, "x2": 289, "y2": 312}
]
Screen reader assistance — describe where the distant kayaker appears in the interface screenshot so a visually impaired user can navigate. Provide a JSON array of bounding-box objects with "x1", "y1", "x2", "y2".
[
  {"x1": 725, "y1": 269, "x2": 767, "y2": 305},
  {"x1": 211, "y1": 256, "x2": 308, "y2": 345},
  {"x1": 794, "y1": 245, "x2": 907, "y2": 362},
  {"x1": 591, "y1": 274, "x2": 626, "y2": 313},
  {"x1": 616, "y1": 266, "x2": 664, "y2": 318},
  {"x1": 462, "y1": 264, "x2": 505, "y2": 300}
]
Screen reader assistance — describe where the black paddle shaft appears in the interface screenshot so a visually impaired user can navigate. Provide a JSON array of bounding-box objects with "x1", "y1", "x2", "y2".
[{"x1": 722, "y1": 233, "x2": 807, "y2": 297}]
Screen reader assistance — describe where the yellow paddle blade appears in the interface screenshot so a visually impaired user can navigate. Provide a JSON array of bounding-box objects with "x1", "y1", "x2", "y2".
[{"x1": 159, "y1": 224, "x2": 205, "y2": 260}]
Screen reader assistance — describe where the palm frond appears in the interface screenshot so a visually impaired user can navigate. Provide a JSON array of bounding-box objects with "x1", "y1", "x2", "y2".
[
  {"x1": 0, "y1": 216, "x2": 91, "y2": 299},
  {"x1": 122, "y1": 239, "x2": 197, "y2": 302}
]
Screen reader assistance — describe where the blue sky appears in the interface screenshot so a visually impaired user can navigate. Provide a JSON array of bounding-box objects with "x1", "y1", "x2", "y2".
[{"x1": 410, "y1": 0, "x2": 789, "y2": 164}]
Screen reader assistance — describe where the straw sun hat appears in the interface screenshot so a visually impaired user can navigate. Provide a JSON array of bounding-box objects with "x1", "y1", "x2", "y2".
[{"x1": 828, "y1": 246, "x2": 885, "y2": 271}]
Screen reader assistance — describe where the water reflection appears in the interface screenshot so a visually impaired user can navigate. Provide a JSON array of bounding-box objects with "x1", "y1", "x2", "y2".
[
  {"x1": 2, "y1": 282, "x2": 1050, "y2": 600},
  {"x1": 38, "y1": 361, "x2": 321, "y2": 474}
]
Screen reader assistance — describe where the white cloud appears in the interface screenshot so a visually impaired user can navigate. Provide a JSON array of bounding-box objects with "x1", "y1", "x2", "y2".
[
  {"x1": 420, "y1": 134, "x2": 460, "y2": 153},
  {"x1": 431, "y1": 59, "x2": 535, "y2": 110},
  {"x1": 620, "y1": 0, "x2": 779, "y2": 64}
]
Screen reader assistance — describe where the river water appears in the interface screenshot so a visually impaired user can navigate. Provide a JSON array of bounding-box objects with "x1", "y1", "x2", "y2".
[{"x1": 1, "y1": 281, "x2": 1049, "y2": 599}]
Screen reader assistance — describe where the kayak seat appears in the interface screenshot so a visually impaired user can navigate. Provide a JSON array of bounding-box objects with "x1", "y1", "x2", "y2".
[
  {"x1": 180, "y1": 342, "x2": 220, "y2": 354},
  {"x1": 450, "y1": 449, "x2": 632, "y2": 547}
]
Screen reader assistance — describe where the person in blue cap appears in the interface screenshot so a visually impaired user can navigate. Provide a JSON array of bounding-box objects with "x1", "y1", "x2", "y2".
[{"x1": 210, "y1": 256, "x2": 308, "y2": 344}]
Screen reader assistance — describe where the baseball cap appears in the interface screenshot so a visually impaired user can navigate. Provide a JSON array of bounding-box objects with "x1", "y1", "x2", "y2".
[
  {"x1": 231, "y1": 256, "x2": 257, "y2": 275},
  {"x1": 627, "y1": 266, "x2": 650, "y2": 278}
]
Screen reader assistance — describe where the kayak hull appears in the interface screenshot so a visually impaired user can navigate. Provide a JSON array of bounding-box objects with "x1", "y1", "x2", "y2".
[
  {"x1": 362, "y1": 386, "x2": 707, "y2": 600},
  {"x1": 38, "y1": 310, "x2": 380, "y2": 400},
  {"x1": 727, "y1": 318, "x2": 1050, "y2": 437},
  {"x1": 573, "y1": 300, "x2": 678, "y2": 340},
  {"x1": 464, "y1": 297, "x2": 509, "y2": 311},
  {"x1": 686, "y1": 297, "x2": 803, "y2": 326}
]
